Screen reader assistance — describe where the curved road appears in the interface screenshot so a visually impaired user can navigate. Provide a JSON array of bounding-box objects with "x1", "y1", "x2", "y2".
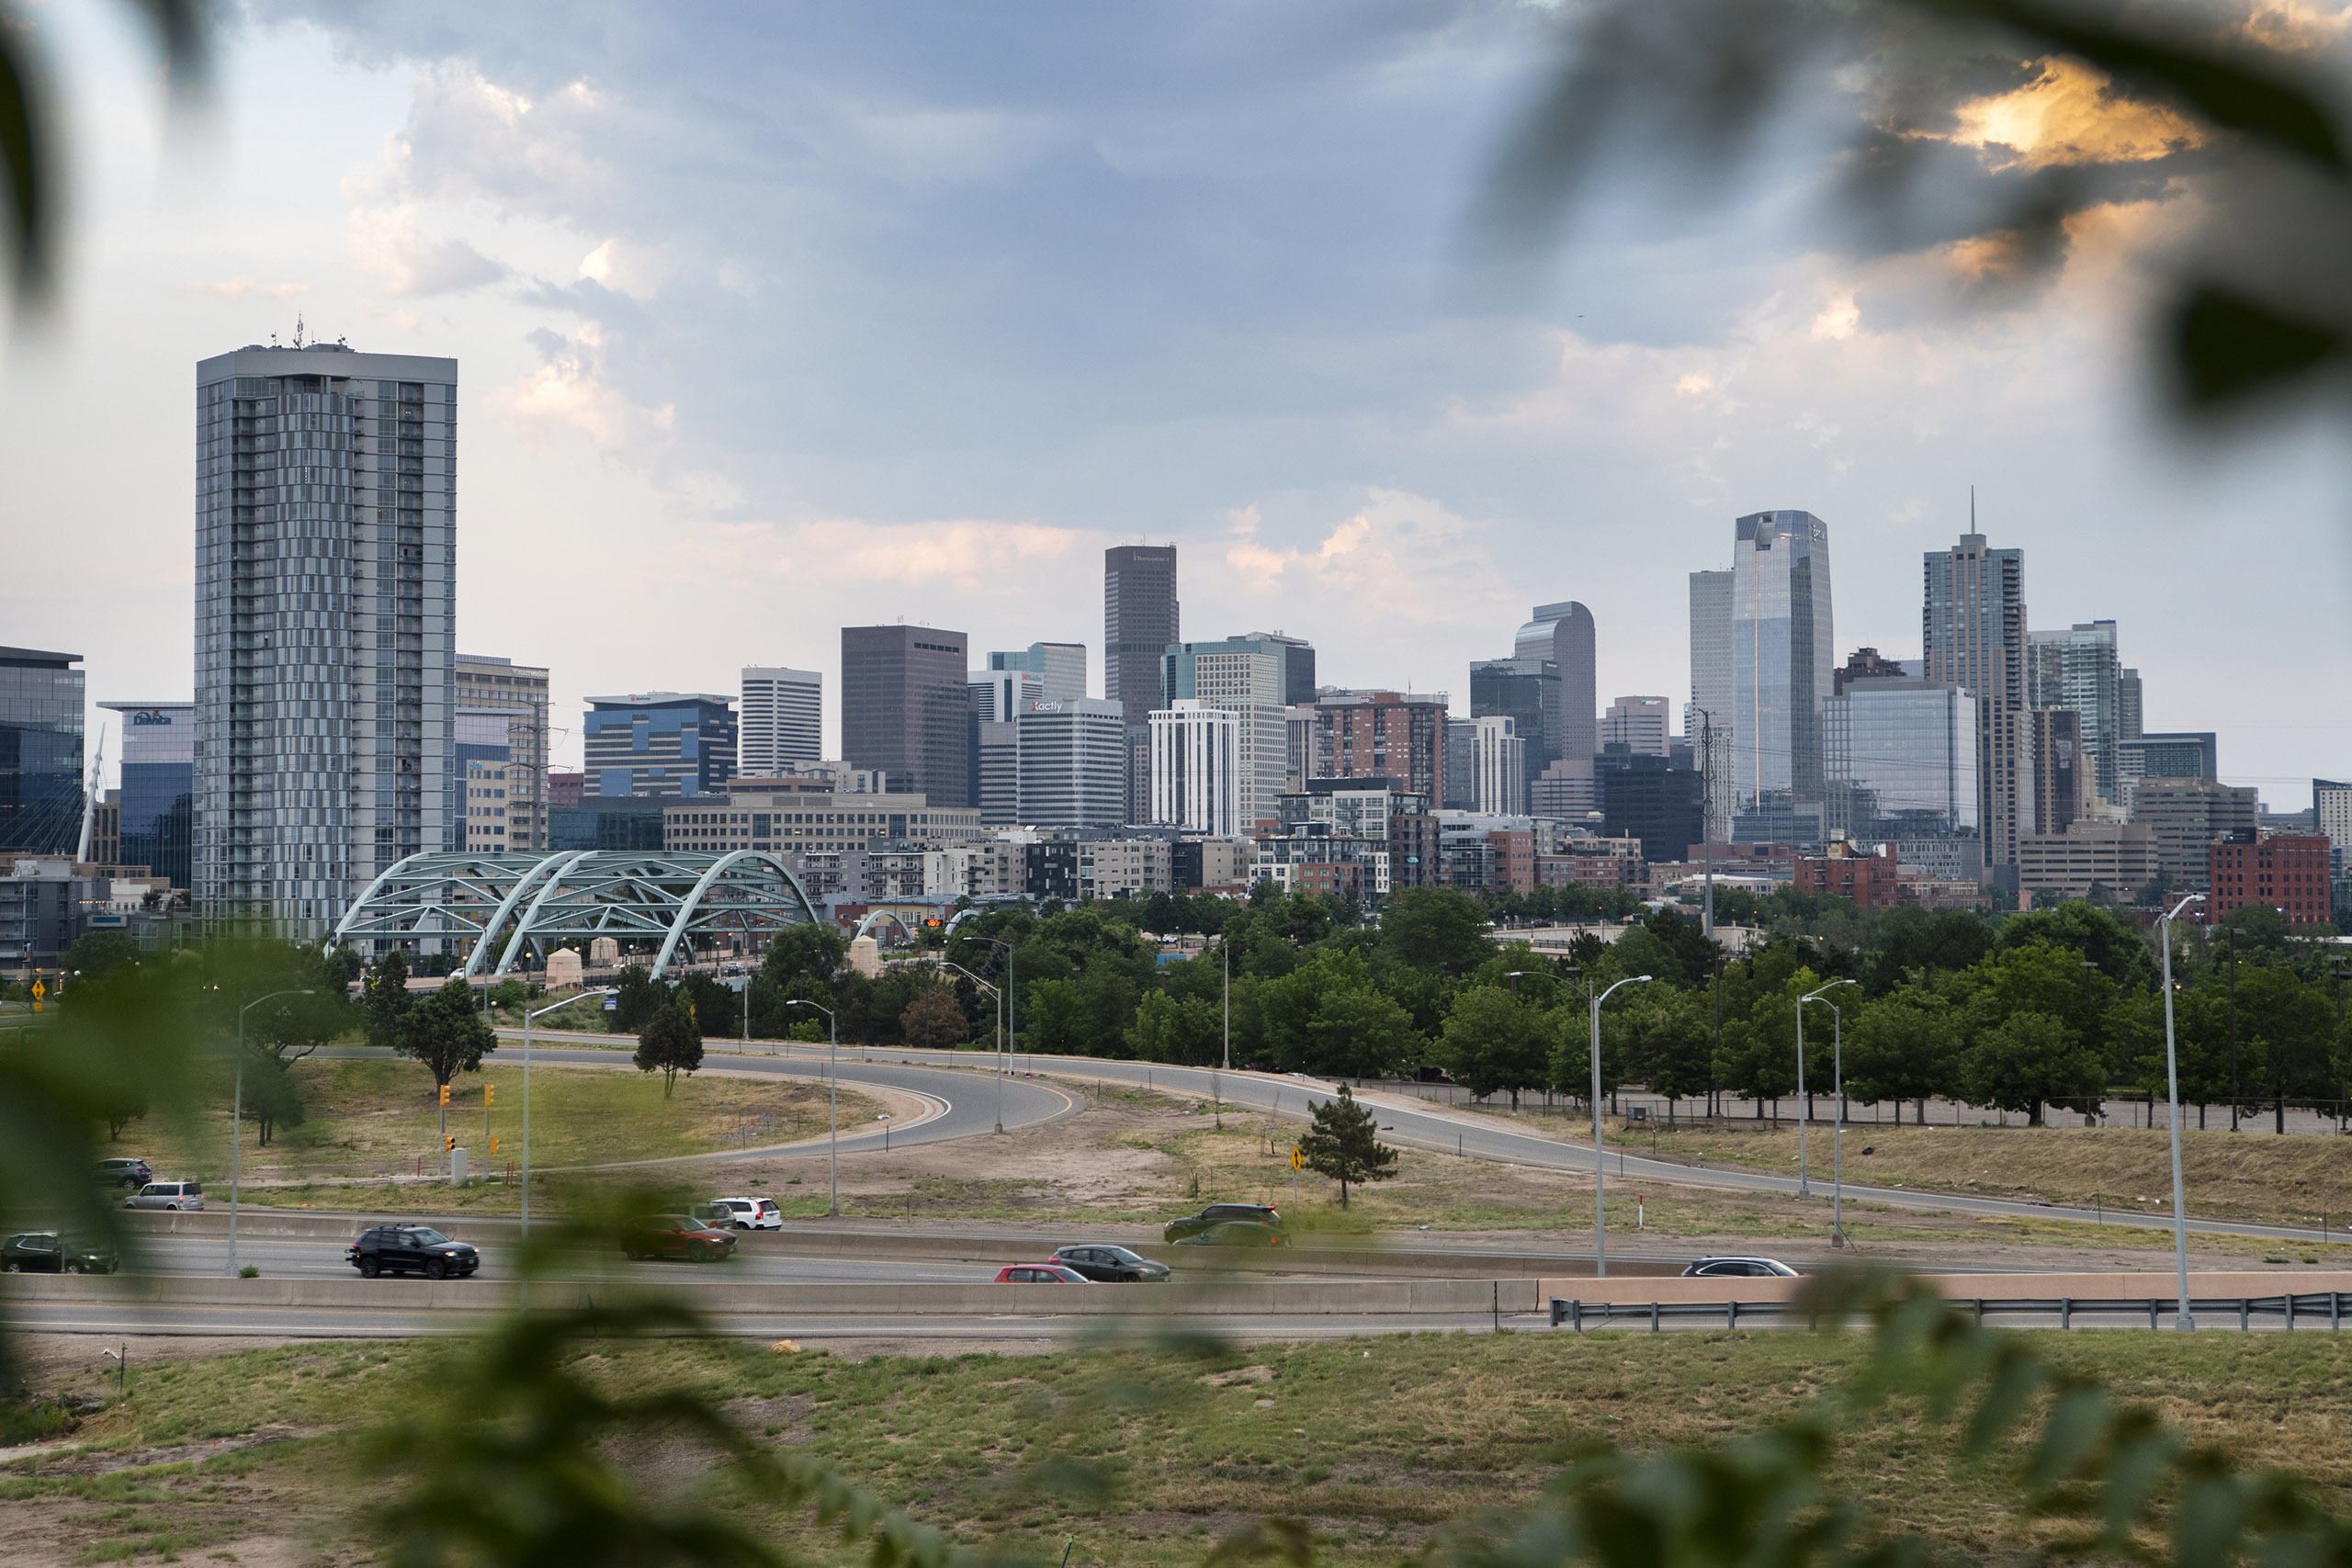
[{"x1": 484, "y1": 1032, "x2": 2333, "y2": 1249}]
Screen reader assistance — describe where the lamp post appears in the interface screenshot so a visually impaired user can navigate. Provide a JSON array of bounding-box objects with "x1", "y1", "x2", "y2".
[
  {"x1": 941, "y1": 961, "x2": 1001, "y2": 1115},
  {"x1": 1801, "y1": 981, "x2": 1856, "y2": 1246},
  {"x1": 521, "y1": 986, "x2": 616, "y2": 1296},
  {"x1": 230, "y1": 988, "x2": 315, "y2": 1280},
  {"x1": 985, "y1": 936, "x2": 1018, "y2": 1126},
  {"x1": 1795, "y1": 979, "x2": 1855, "y2": 1201},
  {"x1": 2158, "y1": 892, "x2": 2204, "y2": 1329},
  {"x1": 1216, "y1": 938, "x2": 1231, "y2": 1129},
  {"x1": 1589, "y1": 974, "x2": 1653, "y2": 1277},
  {"x1": 788, "y1": 999, "x2": 839, "y2": 1215}
]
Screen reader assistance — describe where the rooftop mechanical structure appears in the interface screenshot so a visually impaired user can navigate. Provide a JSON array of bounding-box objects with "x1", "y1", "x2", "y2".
[{"x1": 326, "y1": 850, "x2": 820, "y2": 980}]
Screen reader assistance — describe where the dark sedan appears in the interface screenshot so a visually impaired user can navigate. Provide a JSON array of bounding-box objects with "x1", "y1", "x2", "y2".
[
  {"x1": 1050, "y1": 1244, "x2": 1170, "y2": 1281},
  {"x1": 1162, "y1": 1203, "x2": 1283, "y2": 1244},
  {"x1": 2, "y1": 1231, "x2": 119, "y2": 1274},
  {"x1": 1170, "y1": 1221, "x2": 1286, "y2": 1249}
]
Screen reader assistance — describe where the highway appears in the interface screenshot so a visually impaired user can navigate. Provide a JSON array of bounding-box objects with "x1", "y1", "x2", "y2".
[{"x1": 485, "y1": 1032, "x2": 2343, "y2": 1248}]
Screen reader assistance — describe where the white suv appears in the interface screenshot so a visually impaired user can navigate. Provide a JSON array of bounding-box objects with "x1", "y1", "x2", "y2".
[
  {"x1": 124, "y1": 1180, "x2": 205, "y2": 1211},
  {"x1": 703, "y1": 1196, "x2": 782, "y2": 1231}
]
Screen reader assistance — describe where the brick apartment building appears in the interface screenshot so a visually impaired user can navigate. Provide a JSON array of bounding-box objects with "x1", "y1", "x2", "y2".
[
  {"x1": 1793, "y1": 841, "x2": 1901, "y2": 910},
  {"x1": 2206, "y1": 833, "x2": 2334, "y2": 925}
]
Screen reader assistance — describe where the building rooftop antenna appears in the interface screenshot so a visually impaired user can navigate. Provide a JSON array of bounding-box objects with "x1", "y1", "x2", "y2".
[{"x1": 293, "y1": 313, "x2": 307, "y2": 349}]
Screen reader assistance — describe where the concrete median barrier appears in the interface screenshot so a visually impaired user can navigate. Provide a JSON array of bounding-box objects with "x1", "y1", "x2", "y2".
[{"x1": 2, "y1": 1269, "x2": 1544, "y2": 1318}]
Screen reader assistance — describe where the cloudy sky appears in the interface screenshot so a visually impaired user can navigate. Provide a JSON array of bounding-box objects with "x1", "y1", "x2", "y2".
[{"x1": 2, "y1": 1, "x2": 2346, "y2": 802}]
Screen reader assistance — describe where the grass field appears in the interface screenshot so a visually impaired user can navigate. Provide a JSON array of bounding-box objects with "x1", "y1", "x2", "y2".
[
  {"x1": 112, "y1": 1057, "x2": 884, "y2": 1214},
  {"x1": 24, "y1": 1316, "x2": 2352, "y2": 1565},
  {"x1": 1575, "y1": 1120, "x2": 2352, "y2": 1230}
]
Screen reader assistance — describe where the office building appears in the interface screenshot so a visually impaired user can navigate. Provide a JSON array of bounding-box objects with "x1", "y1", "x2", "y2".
[
  {"x1": 772, "y1": 760, "x2": 888, "y2": 794},
  {"x1": 2025, "y1": 706, "x2": 2086, "y2": 838},
  {"x1": 1284, "y1": 704, "x2": 1323, "y2": 793},
  {"x1": 987, "y1": 643, "x2": 1086, "y2": 704},
  {"x1": 2207, "y1": 833, "x2": 2333, "y2": 926},
  {"x1": 974, "y1": 721, "x2": 1021, "y2": 827},
  {"x1": 1470, "y1": 657, "x2": 1558, "y2": 791},
  {"x1": 2027, "y1": 621, "x2": 2123, "y2": 804},
  {"x1": 1442, "y1": 716, "x2": 1479, "y2": 811},
  {"x1": 738, "y1": 666, "x2": 821, "y2": 777},
  {"x1": 1239, "y1": 632, "x2": 1317, "y2": 705},
  {"x1": 195, "y1": 343, "x2": 458, "y2": 934},
  {"x1": 2016, "y1": 820, "x2": 2156, "y2": 901},
  {"x1": 2129, "y1": 776, "x2": 2258, "y2": 888},
  {"x1": 1728, "y1": 510, "x2": 1836, "y2": 814},
  {"x1": 548, "y1": 772, "x2": 582, "y2": 809},
  {"x1": 1924, "y1": 531, "x2": 2027, "y2": 878},
  {"x1": 1688, "y1": 568, "x2": 1735, "y2": 825},
  {"x1": 1519, "y1": 601, "x2": 1597, "y2": 764},
  {"x1": 1149, "y1": 701, "x2": 1241, "y2": 837},
  {"x1": 1832, "y1": 647, "x2": 1910, "y2": 694},
  {"x1": 1597, "y1": 746, "x2": 1703, "y2": 862},
  {"x1": 667, "y1": 789, "x2": 984, "y2": 856},
  {"x1": 95, "y1": 701, "x2": 191, "y2": 890},
  {"x1": 1103, "y1": 546, "x2": 1179, "y2": 725},
  {"x1": 455, "y1": 708, "x2": 519, "y2": 852},
  {"x1": 2319, "y1": 779, "x2": 2350, "y2": 870},
  {"x1": 1824, "y1": 676, "x2": 1977, "y2": 836},
  {"x1": 842, "y1": 625, "x2": 970, "y2": 807},
  {"x1": 2, "y1": 649, "x2": 84, "y2": 858},
  {"x1": 1160, "y1": 638, "x2": 1289, "y2": 829},
  {"x1": 455, "y1": 655, "x2": 549, "y2": 850},
  {"x1": 1474, "y1": 716, "x2": 1527, "y2": 816},
  {"x1": 1601, "y1": 695, "x2": 1670, "y2": 757},
  {"x1": 582, "y1": 693, "x2": 737, "y2": 798},
  {"x1": 1015, "y1": 699, "x2": 1127, "y2": 830},
  {"x1": 2121, "y1": 731, "x2": 2218, "y2": 794},
  {"x1": 1314, "y1": 691, "x2": 1449, "y2": 805},
  {"x1": 2119, "y1": 667, "x2": 2143, "y2": 744}
]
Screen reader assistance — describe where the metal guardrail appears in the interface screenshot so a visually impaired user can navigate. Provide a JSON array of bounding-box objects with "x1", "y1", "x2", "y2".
[{"x1": 1550, "y1": 1292, "x2": 2352, "y2": 1332}]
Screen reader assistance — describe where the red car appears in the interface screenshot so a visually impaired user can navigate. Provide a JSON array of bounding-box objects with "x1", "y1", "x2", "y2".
[
  {"x1": 994, "y1": 1263, "x2": 1090, "y2": 1283},
  {"x1": 620, "y1": 1214, "x2": 739, "y2": 1262}
]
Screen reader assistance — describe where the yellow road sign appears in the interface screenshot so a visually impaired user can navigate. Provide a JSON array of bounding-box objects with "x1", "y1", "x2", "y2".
[
  {"x1": 1290, "y1": 1146, "x2": 1303, "y2": 1171},
  {"x1": 29, "y1": 979, "x2": 44, "y2": 999}
]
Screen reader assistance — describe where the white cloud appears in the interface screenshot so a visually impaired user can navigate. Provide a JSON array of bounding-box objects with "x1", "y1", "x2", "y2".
[
  {"x1": 186, "y1": 276, "x2": 313, "y2": 299},
  {"x1": 347, "y1": 204, "x2": 509, "y2": 297}
]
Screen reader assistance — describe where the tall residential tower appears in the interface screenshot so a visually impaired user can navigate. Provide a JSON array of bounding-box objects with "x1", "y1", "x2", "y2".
[
  {"x1": 194, "y1": 343, "x2": 457, "y2": 934},
  {"x1": 1924, "y1": 532, "x2": 2027, "y2": 876}
]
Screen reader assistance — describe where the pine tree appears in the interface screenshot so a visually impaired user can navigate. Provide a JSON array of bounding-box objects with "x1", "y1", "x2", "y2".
[{"x1": 1296, "y1": 1084, "x2": 1396, "y2": 1207}]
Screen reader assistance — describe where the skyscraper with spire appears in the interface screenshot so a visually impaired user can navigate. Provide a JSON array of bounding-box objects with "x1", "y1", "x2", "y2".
[{"x1": 1924, "y1": 527, "x2": 2027, "y2": 877}]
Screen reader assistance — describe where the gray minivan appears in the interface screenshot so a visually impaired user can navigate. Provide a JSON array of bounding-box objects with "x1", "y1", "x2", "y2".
[{"x1": 123, "y1": 1180, "x2": 205, "y2": 1211}]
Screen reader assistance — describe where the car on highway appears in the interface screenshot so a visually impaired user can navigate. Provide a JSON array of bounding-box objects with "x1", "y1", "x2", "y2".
[
  {"x1": 1170, "y1": 1221, "x2": 1286, "y2": 1249},
  {"x1": 1, "y1": 1231, "x2": 119, "y2": 1274},
  {"x1": 1050, "y1": 1244, "x2": 1170, "y2": 1281},
  {"x1": 994, "y1": 1263, "x2": 1090, "y2": 1283},
  {"x1": 1162, "y1": 1203, "x2": 1283, "y2": 1244},
  {"x1": 122, "y1": 1180, "x2": 203, "y2": 1211},
  {"x1": 348, "y1": 1225, "x2": 481, "y2": 1280},
  {"x1": 1680, "y1": 1256, "x2": 1800, "y2": 1278},
  {"x1": 95, "y1": 1157, "x2": 152, "y2": 1190},
  {"x1": 702, "y1": 1197, "x2": 783, "y2": 1231},
  {"x1": 621, "y1": 1214, "x2": 739, "y2": 1262}
]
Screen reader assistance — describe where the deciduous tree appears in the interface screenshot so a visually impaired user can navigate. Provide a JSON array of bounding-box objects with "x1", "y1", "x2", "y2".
[{"x1": 634, "y1": 997, "x2": 703, "y2": 1098}]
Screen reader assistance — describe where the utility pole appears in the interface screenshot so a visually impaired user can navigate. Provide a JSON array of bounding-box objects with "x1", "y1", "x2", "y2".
[{"x1": 2227, "y1": 926, "x2": 2240, "y2": 1132}]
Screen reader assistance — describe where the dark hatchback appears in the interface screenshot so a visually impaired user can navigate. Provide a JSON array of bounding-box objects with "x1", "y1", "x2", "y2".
[
  {"x1": 348, "y1": 1225, "x2": 481, "y2": 1280},
  {"x1": 1050, "y1": 1244, "x2": 1170, "y2": 1281},
  {"x1": 1162, "y1": 1203, "x2": 1283, "y2": 1244},
  {"x1": 1171, "y1": 1221, "x2": 1286, "y2": 1248},
  {"x1": 620, "y1": 1214, "x2": 739, "y2": 1262},
  {"x1": 96, "y1": 1158, "x2": 152, "y2": 1190},
  {"x1": 1, "y1": 1231, "x2": 119, "y2": 1274}
]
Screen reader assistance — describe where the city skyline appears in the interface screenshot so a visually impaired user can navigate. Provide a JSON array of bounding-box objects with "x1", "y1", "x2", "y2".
[{"x1": 3, "y1": 9, "x2": 2343, "y2": 812}]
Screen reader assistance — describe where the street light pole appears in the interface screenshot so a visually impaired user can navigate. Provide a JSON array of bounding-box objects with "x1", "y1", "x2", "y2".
[
  {"x1": 788, "y1": 999, "x2": 839, "y2": 1215},
  {"x1": 1801, "y1": 984, "x2": 1855, "y2": 1247},
  {"x1": 941, "y1": 961, "x2": 1003, "y2": 1133},
  {"x1": 986, "y1": 935, "x2": 1018, "y2": 1111},
  {"x1": 521, "y1": 986, "x2": 616, "y2": 1301},
  {"x1": 1795, "y1": 979, "x2": 1855, "y2": 1202},
  {"x1": 230, "y1": 988, "x2": 315, "y2": 1280},
  {"x1": 2159, "y1": 893, "x2": 2204, "y2": 1330},
  {"x1": 1216, "y1": 939, "x2": 1230, "y2": 1129},
  {"x1": 1589, "y1": 974, "x2": 1653, "y2": 1277}
]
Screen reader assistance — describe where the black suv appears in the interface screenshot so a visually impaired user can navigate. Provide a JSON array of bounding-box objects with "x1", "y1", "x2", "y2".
[
  {"x1": 1162, "y1": 1203, "x2": 1283, "y2": 1244},
  {"x1": 96, "y1": 1158, "x2": 151, "y2": 1190},
  {"x1": 1, "y1": 1231, "x2": 119, "y2": 1274},
  {"x1": 347, "y1": 1226, "x2": 481, "y2": 1280}
]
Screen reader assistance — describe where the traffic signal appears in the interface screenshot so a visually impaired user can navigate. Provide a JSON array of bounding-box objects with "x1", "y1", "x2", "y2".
[
  {"x1": 488, "y1": 1137, "x2": 499, "y2": 1155},
  {"x1": 446, "y1": 1135, "x2": 456, "y2": 1152},
  {"x1": 483, "y1": 1083, "x2": 495, "y2": 1107},
  {"x1": 438, "y1": 1084, "x2": 450, "y2": 1107}
]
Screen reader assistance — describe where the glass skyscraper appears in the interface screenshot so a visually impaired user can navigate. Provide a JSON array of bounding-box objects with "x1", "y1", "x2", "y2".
[
  {"x1": 97, "y1": 702, "x2": 193, "y2": 889},
  {"x1": 1923, "y1": 532, "x2": 2026, "y2": 873},
  {"x1": 0, "y1": 647, "x2": 85, "y2": 855},
  {"x1": 1728, "y1": 511, "x2": 1835, "y2": 811},
  {"x1": 195, "y1": 342, "x2": 458, "y2": 935}
]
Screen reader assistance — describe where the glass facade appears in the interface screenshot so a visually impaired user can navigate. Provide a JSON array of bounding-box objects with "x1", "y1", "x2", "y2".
[
  {"x1": 98, "y1": 702, "x2": 194, "y2": 888},
  {"x1": 1825, "y1": 677, "x2": 1977, "y2": 834},
  {"x1": 1729, "y1": 512, "x2": 1834, "y2": 811},
  {"x1": 0, "y1": 648, "x2": 85, "y2": 854}
]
